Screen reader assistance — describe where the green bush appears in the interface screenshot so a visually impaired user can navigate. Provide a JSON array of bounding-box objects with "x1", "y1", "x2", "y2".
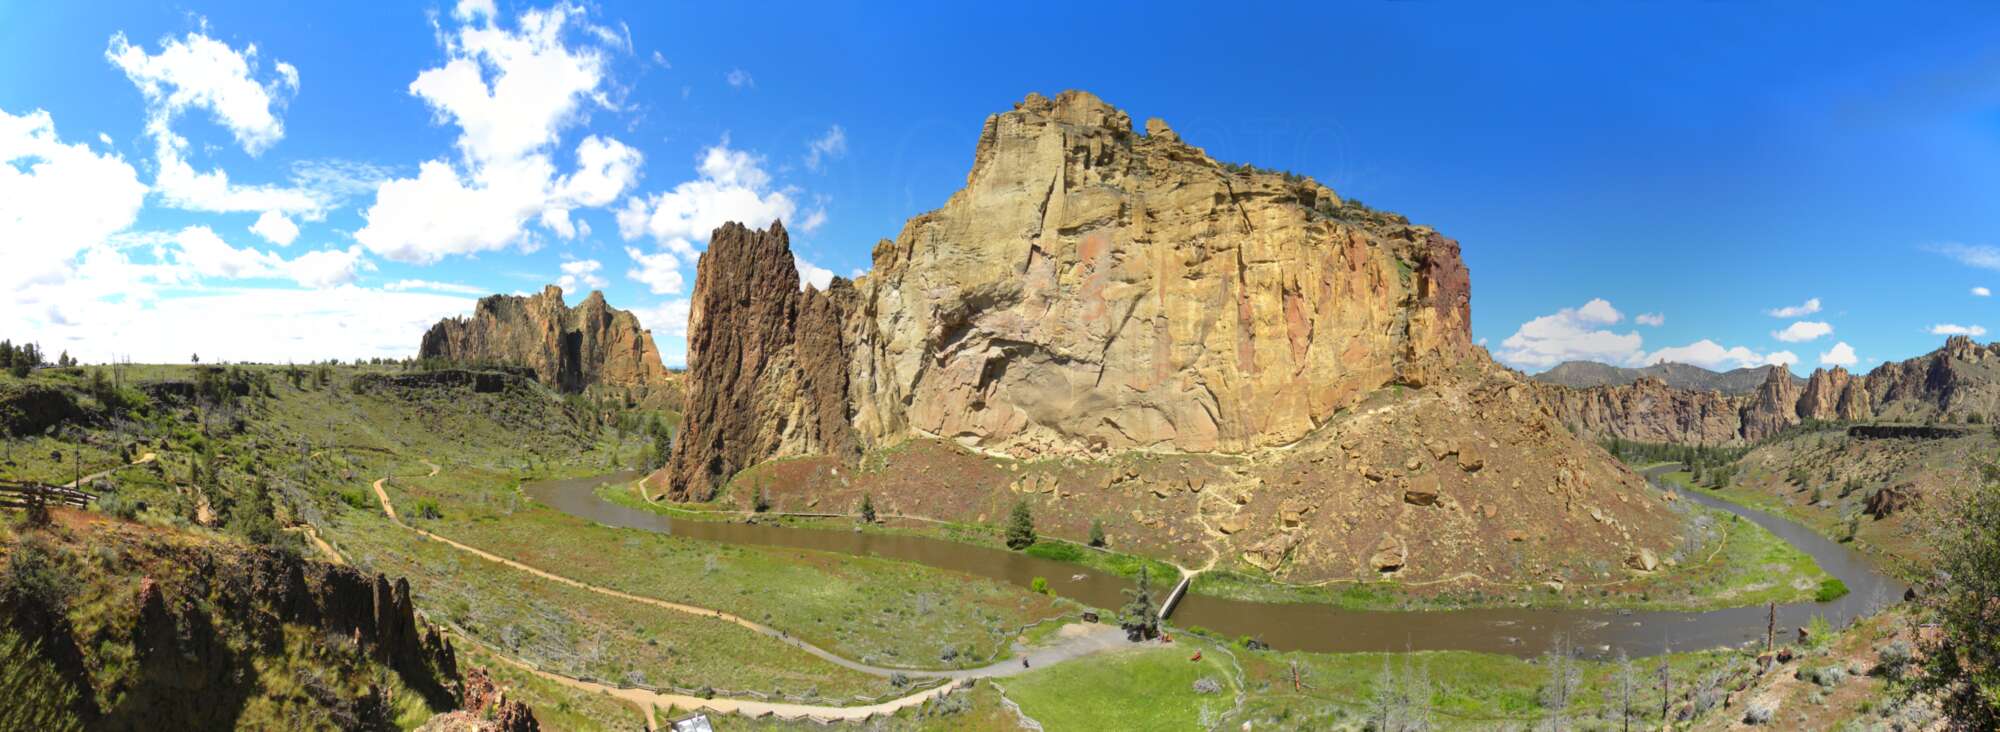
[
  {"x1": 1814, "y1": 578, "x2": 1849, "y2": 602},
  {"x1": 1030, "y1": 577, "x2": 1049, "y2": 595}
]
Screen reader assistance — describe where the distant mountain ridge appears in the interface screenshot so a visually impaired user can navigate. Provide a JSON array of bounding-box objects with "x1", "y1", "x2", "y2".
[{"x1": 1533, "y1": 360, "x2": 1800, "y2": 395}]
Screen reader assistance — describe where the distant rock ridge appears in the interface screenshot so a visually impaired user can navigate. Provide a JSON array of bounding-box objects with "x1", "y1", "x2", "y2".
[
  {"x1": 1540, "y1": 336, "x2": 2000, "y2": 444},
  {"x1": 1533, "y1": 360, "x2": 1799, "y2": 394},
  {"x1": 418, "y1": 285, "x2": 679, "y2": 405}
]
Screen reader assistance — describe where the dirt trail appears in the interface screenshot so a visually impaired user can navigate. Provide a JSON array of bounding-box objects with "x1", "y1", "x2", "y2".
[
  {"x1": 64, "y1": 451, "x2": 156, "y2": 488},
  {"x1": 362, "y1": 468, "x2": 1144, "y2": 704}
]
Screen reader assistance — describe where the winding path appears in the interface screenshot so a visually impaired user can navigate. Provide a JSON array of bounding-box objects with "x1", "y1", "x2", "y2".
[{"x1": 361, "y1": 466, "x2": 1139, "y2": 724}]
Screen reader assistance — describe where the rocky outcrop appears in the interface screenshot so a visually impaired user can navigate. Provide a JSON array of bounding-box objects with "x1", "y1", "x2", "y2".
[
  {"x1": 655, "y1": 222, "x2": 858, "y2": 500},
  {"x1": 843, "y1": 91, "x2": 1472, "y2": 457},
  {"x1": 1535, "y1": 376, "x2": 1744, "y2": 445},
  {"x1": 1739, "y1": 364, "x2": 1803, "y2": 441},
  {"x1": 7, "y1": 527, "x2": 460, "y2": 730},
  {"x1": 1797, "y1": 366, "x2": 1870, "y2": 422},
  {"x1": 419, "y1": 286, "x2": 679, "y2": 404},
  {"x1": 418, "y1": 667, "x2": 539, "y2": 732}
]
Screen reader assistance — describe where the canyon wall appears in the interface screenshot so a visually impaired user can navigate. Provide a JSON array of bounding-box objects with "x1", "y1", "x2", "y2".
[{"x1": 1541, "y1": 336, "x2": 2000, "y2": 444}]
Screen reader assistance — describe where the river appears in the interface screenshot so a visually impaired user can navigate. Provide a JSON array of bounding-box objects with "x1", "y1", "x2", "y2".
[{"x1": 524, "y1": 465, "x2": 1901, "y2": 659}]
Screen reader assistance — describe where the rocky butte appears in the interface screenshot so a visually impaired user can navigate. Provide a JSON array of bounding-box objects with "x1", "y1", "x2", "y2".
[
  {"x1": 650, "y1": 91, "x2": 1679, "y2": 586},
  {"x1": 419, "y1": 285, "x2": 679, "y2": 406}
]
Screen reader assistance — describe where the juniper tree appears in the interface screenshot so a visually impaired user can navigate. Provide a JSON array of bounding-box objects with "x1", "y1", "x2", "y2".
[{"x1": 1004, "y1": 499, "x2": 1035, "y2": 550}]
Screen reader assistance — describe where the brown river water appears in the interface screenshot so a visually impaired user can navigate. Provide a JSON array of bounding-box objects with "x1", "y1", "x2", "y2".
[{"x1": 523, "y1": 466, "x2": 1901, "y2": 659}]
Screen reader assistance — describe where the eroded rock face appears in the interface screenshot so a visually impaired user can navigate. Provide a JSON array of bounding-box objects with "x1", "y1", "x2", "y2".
[
  {"x1": 420, "y1": 285, "x2": 678, "y2": 404},
  {"x1": 1739, "y1": 365, "x2": 1803, "y2": 441},
  {"x1": 1536, "y1": 376, "x2": 1744, "y2": 445},
  {"x1": 656, "y1": 222, "x2": 858, "y2": 500},
  {"x1": 848, "y1": 90, "x2": 1473, "y2": 456}
]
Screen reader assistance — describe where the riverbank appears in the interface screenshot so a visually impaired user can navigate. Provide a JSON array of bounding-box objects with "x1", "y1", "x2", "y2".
[{"x1": 595, "y1": 467, "x2": 1836, "y2": 615}]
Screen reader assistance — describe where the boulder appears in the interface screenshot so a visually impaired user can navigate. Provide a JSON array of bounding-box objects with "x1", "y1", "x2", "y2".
[{"x1": 1402, "y1": 474, "x2": 1441, "y2": 507}]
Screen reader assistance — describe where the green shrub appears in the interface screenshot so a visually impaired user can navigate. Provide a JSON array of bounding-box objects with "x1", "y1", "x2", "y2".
[
  {"x1": 1022, "y1": 541, "x2": 1083, "y2": 563},
  {"x1": 1030, "y1": 577, "x2": 1049, "y2": 595},
  {"x1": 1814, "y1": 578, "x2": 1849, "y2": 602}
]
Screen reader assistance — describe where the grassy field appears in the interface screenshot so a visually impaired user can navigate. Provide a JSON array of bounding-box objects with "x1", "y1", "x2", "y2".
[
  {"x1": 1002, "y1": 646, "x2": 1242, "y2": 730},
  {"x1": 386, "y1": 465, "x2": 1068, "y2": 670},
  {"x1": 329, "y1": 505, "x2": 898, "y2": 701}
]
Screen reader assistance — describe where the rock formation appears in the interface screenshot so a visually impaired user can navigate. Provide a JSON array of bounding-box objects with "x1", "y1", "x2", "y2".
[
  {"x1": 1543, "y1": 336, "x2": 2000, "y2": 444},
  {"x1": 845, "y1": 92, "x2": 1472, "y2": 456},
  {"x1": 660, "y1": 222, "x2": 859, "y2": 500},
  {"x1": 645, "y1": 91, "x2": 1684, "y2": 584},
  {"x1": 657, "y1": 90, "x2": 1483, "y2": 494},
  {"x1": 1738, "y1": 364, "x2": 1803, "y2": 440},
  {"x1": 419, "y1": 285, "x2": 679, "y2": 405}
]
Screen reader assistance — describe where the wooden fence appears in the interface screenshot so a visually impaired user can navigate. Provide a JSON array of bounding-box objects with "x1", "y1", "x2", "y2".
[{"x1": 0, "y1": 480, "x2": 96, "y2": 510}]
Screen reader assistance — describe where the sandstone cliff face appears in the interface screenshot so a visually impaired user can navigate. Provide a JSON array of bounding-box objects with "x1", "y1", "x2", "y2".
[
  {"x1": 658, "y1": 222, "x2": 858, "y2": 500},
  {"x1": 420, "y1": 285, "x2": 678, "y2": 404},
  {"x1": 848, "y1": 91, "x2": 1472, "y2": 456}
]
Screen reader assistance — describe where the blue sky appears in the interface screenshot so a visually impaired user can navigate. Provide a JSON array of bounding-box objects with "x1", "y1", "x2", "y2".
[{"x1": 5, "y1": 2, "x2": 2000, "y2": 372}]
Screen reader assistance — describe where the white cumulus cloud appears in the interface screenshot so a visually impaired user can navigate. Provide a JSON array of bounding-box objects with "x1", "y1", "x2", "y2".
[
  {"x1": 1819, "y1": 342, "x2": 1858, "y2": 367},
  {"x1": 617, "y1": 137, "x2": 797, "y2": 258},
  {"x1": 624, "y1": 246, "x2": 685, "y2": 295},
  {"x1": 1930, "y1": 323, "x2": 1988, "y2": 337},
  {"x1": 355, "y1": 3, "x2": 640, "y2": 264},
  {"x1": 1765, "y1": 298, "x2": 1822, "y2": 318},
  {"x1": 1495, "y1": 298, "x2": 1643, "y2": 369},
  {"x1": 249, "y1": 210, "x2": 299, "y2": 246},
  {"x1": 105, "y1": 30, "x2": 296, "y2": 154},
  {"x1": 1974, "y1": 286, "x2": 1991, "y2": 297},
  {"x1": 1772, "y1": 320, "x2": 1834, "y2": 343},
  {"x1": 1634, "y1": 312, "x2": 1664, "y2": 327},
  {"x1": 726, "y1": 68, "x2": 754, "y2": 88},
  {"x1": 556, "y1": 258, "x2": 607, "y2": 291},
  {"x1": 0, "y1": 106, "x2": 149, "y2": 293},
  {"x1": 1645, "y1": 339, "x2": 1788, "y2": 371},
  {"x1": 795, "y1": 256, "x2": 834, "y2": 290}
]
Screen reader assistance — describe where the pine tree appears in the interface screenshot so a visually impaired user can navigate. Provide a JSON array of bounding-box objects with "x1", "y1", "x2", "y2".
[
  {"x1": 858, "y1": 493, "x2": 876, "y2": 523},
  {"x1": 1004, "y1": 499, "x2": 1036, "y2": 550},
  {"x1": 1118, "y1": 565, "x2": 1159, "y2": 641},
  {"x1": 1089, "y1": 519, "x2": 1107, "y2": 548}
]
